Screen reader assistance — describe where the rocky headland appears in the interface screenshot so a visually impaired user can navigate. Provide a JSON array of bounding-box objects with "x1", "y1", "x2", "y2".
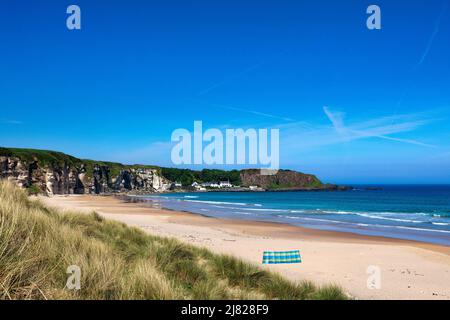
[{"x1": 0, "y1": 147, "x2": 349, "y2": 195}]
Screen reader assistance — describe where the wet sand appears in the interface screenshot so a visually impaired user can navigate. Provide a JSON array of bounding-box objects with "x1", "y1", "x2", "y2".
[{"x1": 40, "y1": 194, "x2": 450, "y2": 300}]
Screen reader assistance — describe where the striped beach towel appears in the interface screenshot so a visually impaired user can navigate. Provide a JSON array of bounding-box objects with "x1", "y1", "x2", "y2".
[{"x1": 262, "y1": 250, "x2": 302, "y2": 264}]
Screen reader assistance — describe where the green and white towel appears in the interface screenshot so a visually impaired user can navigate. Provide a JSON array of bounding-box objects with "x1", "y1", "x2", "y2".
[{"x1": 262, "y1": 250, "x2": 302, "y2": 264}]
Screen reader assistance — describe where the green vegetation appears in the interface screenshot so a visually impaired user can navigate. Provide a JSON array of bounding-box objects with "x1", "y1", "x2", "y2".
[
  {"x1": 26, "y1": 184, "x2": 41, "y2": 196},
  {"x1": 80, "y1": 160, "x2": 160, "y2": 180},
  {"x1": 161, "y1": 168, "x2": 241, "y2": 186},
  {"x1": 0, "y1": 147, "x2": 160, "y2": 180},
  {"x1": 266, "y1": 176, "x2": 323, "y2": 190},
  {"x1": 240, "y1": 169, "x2": 325, "y2": 190},
  {"x1": 0, "y1": 181, "x2": 346, "y2": 300},
  {"x1": 0, "y1": 147, "x2": 239, "y2": 185},
  {"x1": 0, "y1": 147, "x2": 82, "y2": 168},
  {"x1": 308, "y1": 176, "x2": 323, "y2": 188},
  {"x1": 1, "y1": 147, "x2": 328, "y2": 189}
]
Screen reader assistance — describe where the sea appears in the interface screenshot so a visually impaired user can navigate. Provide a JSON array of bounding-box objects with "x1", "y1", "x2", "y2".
[{"x1": 133, "y1": 185, "x2": 450, "y2": 246}]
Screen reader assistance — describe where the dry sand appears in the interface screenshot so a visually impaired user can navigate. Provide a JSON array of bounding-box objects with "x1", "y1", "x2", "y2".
[{"x1": 40, "y1": 194, "x2": 450, "y2": 300}]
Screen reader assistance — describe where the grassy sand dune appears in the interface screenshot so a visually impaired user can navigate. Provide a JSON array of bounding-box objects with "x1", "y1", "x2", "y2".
[{"x1": 0, "y1": 181, "x2": 346, "y2": 300}]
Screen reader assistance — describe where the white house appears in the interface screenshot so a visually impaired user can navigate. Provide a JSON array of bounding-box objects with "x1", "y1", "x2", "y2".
[
  {"x1": 219, "y1": 180, "x2": 232, "y2": 188},
  {"x1": 191, "y1": 182, "x2": 206, "y2": 191},
  {"x1": 171, "y1": 181, "x2": 182, "y2": 188},
  {"x1": 201, "y1": 182, "x2": 220, "y2": 188}
]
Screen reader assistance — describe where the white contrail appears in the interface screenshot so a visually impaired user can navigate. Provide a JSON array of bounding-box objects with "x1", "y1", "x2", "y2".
[
  {"x1": 190, "y1": 99, "x2": 297, "y2": 122},
  {"x1": 212, "y1": 103, "x2": 296, "y2": 122},
  {"x1": 349, "y1": 129, "x2": 437, "y2": 148},
  {"x1": 197, "y1": 61, "x2": 266, "y2": 96},
  {"x1": 0, "y1": 119, "x2": 23, "y2": 125},
  {"x1": 323, "y1": 106, "x2": 436, "y2": 148},
  {"x1": 416, "y1": 1, "x2": 447, "y2": 67},
  {"x1": 196, "y1": 50, "x2": 289, "y2": 96},
  {"x1": 323, "y1": 106, "x2": 346, "y2": 133}
]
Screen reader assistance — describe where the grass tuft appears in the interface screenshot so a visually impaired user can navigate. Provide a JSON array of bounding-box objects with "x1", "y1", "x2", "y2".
[{"x1": 0, "y1": 181, "x2": 347, "y2": 300}]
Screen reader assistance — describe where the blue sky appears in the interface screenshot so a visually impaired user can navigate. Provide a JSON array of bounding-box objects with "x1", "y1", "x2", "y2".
[{"x1": 1, "y1": 0, "x2": 449, "y2": 184}]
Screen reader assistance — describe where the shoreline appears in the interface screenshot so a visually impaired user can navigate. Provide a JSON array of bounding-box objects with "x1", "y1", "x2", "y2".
[
  {"x1": 40, "y1": 194, "x2": 450, "y2": 300},
  {"x1": 126, "y1": 192, "x2": 450, "y2": 248},
  {"x1": 123, "y1": 194, "x2": 450, "y2": 254}
]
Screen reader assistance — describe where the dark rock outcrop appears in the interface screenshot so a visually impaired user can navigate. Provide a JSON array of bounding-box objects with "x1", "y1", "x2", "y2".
[{"x1": 239, "y1": 169, "x2": 350, "y2": 191}]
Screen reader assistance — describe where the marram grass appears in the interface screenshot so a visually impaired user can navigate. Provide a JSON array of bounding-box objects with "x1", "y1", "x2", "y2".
[{"x1": 0, "y1": 181, "x2": 347, "y2": 300}]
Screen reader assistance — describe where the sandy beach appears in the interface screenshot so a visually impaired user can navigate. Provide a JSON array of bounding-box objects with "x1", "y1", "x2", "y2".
[{"x1": 40, "y1": 194, "x2": 450, "y2": 300}]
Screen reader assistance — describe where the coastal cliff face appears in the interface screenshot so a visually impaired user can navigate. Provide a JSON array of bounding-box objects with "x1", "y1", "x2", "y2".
[
  {"x1": 240, "y1": 169, "x2": 336, "y2": 190},
  {"x1": 0, "y1": 151, "x2": 169, "y2": 195},
  {"x1": 1, "y1": 147, "x2": 342, "y2": 194}
]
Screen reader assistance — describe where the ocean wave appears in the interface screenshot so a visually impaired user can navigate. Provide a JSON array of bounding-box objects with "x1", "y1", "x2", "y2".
[
  {"x1": 209, "y1": 205, "x2": 291, "y2": 213},
  {"x1": 213, "y1": 204, "x2": 443, "y2": 223},
  {"x1": 432, "y1": 222, "x2": 450, "y2": 226},
  {"x1": 183, "y1": 199, "x2": 248, "y2": 206},
  {"x1": 392, "y1": 226, "x2": 450, "y2": 234},
  {"x1": 433, "y1": 213, "x2": 450, "y2": 218},
  {"x1": 321, "y1": 210, "x2": 355, "y2": 215},
  {"x1": 169, "y1": 197, "x2": 450, "y2": 232},
  {"x1": 302, "y1": 217, "x2": 345, "y2": 224},
  {"x1": 241, "y1": 208, "x2": 290, "y2": 212},
  {"x1": 321, "y1": 210, "x2": 431, "y2": 217},
  {"x1": 277, "y1": 215, "x2": 450, "y2": 234},
  {"x1": 278, "y1": 215, "x2": 345, "y2": 224},
  {"x1": 355, "y1": 213, "x2": 425, "y2": 224},
  {"x1": 287, "y1": 209, "x2": 432, "y2": 217},
  {"x1": 174, "y1": 196, "x2": 444, "y2": 219},
  {"x1": 234, "y1": 211, "x2": 256, "y2": 216}
]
